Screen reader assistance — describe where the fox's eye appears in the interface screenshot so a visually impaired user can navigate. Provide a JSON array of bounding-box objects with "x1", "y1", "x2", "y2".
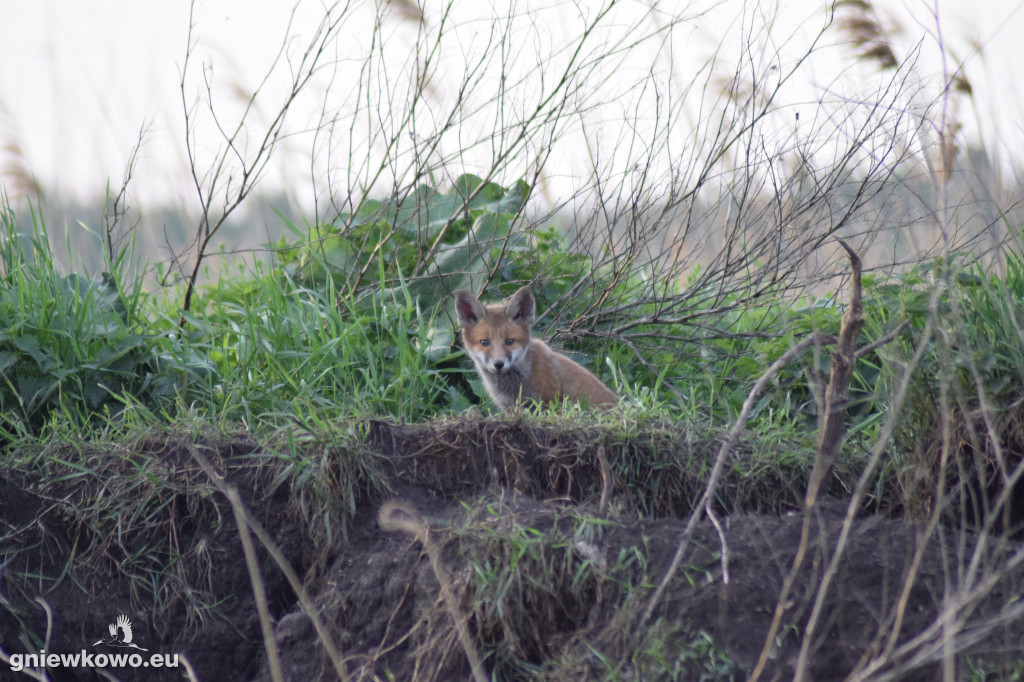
[
  {"x1": 505, "y1": 338, "x2": 515, "y2": 346},
  {"x1": 480, "y1": 339, "x2": 490, "y2": 347}
]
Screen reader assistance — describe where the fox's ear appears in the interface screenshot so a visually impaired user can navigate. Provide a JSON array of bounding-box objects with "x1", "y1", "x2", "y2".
[
  {"x1": 454, "y1": 290, "x2": 485, "y2": 327},
  {"x1": 507, "y1": 286, "x2": 536, "y2": 325}
]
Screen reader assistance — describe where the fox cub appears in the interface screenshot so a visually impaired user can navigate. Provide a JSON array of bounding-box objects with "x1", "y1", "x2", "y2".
[{"x1": 454, "y1": 286, "x2": 618, "y2": 410}]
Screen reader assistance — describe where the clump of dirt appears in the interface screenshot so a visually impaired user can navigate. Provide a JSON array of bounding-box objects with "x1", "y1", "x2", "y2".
[{"x1": 1, "y1": 415, "x2": 1022, "y2": 681}]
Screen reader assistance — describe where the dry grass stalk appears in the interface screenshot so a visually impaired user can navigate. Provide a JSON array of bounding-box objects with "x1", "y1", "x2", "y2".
[
  {"x1": 749, "y1": 239, "x2": 861, "y2": 680},
  {"x1": 749, "y1": 239, "x2": 911, "y2": 681},
  {"x1": 224, "y1": 484, "x2": 284, "y2": 682},
  {"x1": 834, "y1": 0, "x2": 899, "y2": 69},
  {"x1": 379, "y1": 499, "x2": 489, "y2": 682},
  {"x1": 0, "y1": 101, "x2": 40, "y2": 201},
  {"x1": 188, "y1": 442, "x2": 352, "y2": 682}
]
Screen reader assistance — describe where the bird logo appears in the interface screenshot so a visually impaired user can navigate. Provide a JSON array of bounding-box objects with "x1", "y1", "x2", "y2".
[{"x1": 92, "y1": 614, "x2": 149, "y2": 651}]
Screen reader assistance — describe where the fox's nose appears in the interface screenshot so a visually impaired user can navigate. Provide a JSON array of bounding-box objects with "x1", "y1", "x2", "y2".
[{"x1": 493, "y1": 360, "x2": 505, "y2": 371}]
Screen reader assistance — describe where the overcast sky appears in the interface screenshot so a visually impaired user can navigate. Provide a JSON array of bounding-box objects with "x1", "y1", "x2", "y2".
[{"x1": 1, "y1": 0, "x2": 1023, "y2": 210}]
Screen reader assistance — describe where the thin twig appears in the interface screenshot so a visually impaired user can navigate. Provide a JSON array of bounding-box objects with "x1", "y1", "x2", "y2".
[
  {"x1": 854, "y1": 318, "x2": 912, "y2": 360},
  {"x1": 597, "y1": 444, "x2": 613, "y2": 516},
  {"x1": 180, "y1": 654, "x2": 201, "y2": 682},
  {"x1": 705, "y1": 502, "x2": 729, "y2": 584}
]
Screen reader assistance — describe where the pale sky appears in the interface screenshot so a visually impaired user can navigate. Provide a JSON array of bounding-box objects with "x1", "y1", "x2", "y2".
[{"x1": 1, "y1": 0, "x2": 1023, "y2": 211}]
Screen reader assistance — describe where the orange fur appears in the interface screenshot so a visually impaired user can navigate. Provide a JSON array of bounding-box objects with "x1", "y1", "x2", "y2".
[{"x1": 454, "y1": 286, "x2": 618, "y2": 410}]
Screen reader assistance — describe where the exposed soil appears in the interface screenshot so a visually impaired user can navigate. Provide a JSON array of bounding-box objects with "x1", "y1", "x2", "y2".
[{"x1": 2, "y1": 416, "x2": 1023, "y2": 681}]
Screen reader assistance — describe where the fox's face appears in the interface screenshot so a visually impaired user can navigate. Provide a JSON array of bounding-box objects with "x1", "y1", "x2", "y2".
[
  {"x1": 462, "y1": 319, "x2": 530, "y2": 374},
  {"x1": 454, "y1": 287, "x2": 535, "y2": 374}
]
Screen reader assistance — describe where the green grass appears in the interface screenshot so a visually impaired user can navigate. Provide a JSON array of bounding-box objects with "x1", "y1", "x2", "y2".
[
  {"x1": 168, "y1": 262, "x2": 464, "y2": 427},
  {"x1": 6, "y1": 178, "x2": 1024, "y2": 513},
  {"x1": 0, "y1": 202, "x2": 163, "y2": 437},
  {"x1": 0, "y1": 177, "x2": 870, "y2": 446},
  {"x1": 5, "y1": 187, "x2": 1024, "y2": 677},
  {"x1": 5, "y1": 182, "x2": 1024, "y2": 523},
  {"x1": 8, "y1": 182, "x2": 1024, "y2": 515}
]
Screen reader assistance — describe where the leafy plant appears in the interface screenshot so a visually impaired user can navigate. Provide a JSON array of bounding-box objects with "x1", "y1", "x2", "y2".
[
  {"x1": 280, "y1": 174, "x2": 529, "y2": 311},
  {"x1": 0, "y1": 202, "x2": 162, "y2": 434}
]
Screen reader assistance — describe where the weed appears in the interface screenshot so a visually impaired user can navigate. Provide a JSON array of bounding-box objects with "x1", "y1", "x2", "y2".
[{"x1": 0, "y1": 200, "x2": 166, "y2": 436}]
